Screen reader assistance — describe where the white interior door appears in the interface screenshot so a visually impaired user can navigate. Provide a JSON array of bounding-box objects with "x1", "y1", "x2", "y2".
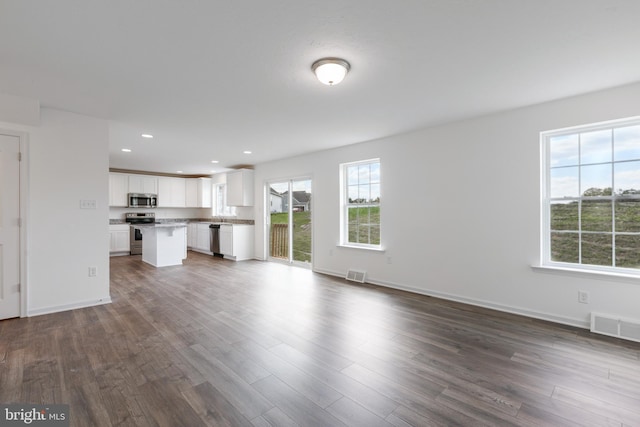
[{"x1": 0, "y1": 134, "x2": 21, "y2": 319}]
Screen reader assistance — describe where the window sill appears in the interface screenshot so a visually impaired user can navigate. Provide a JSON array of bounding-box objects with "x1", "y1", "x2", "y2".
[
  {"x1": 337, "y1": 244, "x2": 385, "y2": 253},
  {"x1": 531, "y1": 264, "x2": 640, "y2": 283}
]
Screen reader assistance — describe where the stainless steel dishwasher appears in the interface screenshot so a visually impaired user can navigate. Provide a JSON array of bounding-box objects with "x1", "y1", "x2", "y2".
[{"x1": 209, "y1": 224, "x2": 223, "y2": 257}]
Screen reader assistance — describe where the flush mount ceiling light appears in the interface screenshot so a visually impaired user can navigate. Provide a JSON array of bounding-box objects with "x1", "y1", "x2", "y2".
[
  {"x1": 141, "y1": 134, "x2": 153, "y2": 139},
  {"x1": 311, "y1": 58, "x2": 350, "y2": 86}
]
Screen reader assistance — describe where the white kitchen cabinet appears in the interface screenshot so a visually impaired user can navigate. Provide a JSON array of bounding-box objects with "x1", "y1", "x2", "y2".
[
  {"x1": 128, "y1": 175, "x2": 158, "y2": 194},
  {"x1": 185, "y1": 180, "x2": 198, "y2": 208},
  {"x1": 226, "y1": 169, "x2": 254, "y2": 206},
  {"x1": 158, "y1": 177, "x2": 186, "y2": 207},
  {"x1": 220, "y1": 224, "x2": 254, "y2": 261},
  {"x1": 186, "y1": 178, "x2": 212, "y2": 208},
  {"x1": 219, "y1": 224, "x2": 233, "y2": 256},
  {"x1": 109, "y1": 173, "x2": 129, "y2": 207},
  {"x1": 187, "y1": 223, "x2": 197, "y2": 248},
  {"x1": 183, "y1": 227, "x2": 188, "y2": 260},
  {"x1": 192, "y1": 223, "x2": 212, "y2": 254},
  {"x1": 109, "y1": 224, "x2": 130, "y2": 255}
]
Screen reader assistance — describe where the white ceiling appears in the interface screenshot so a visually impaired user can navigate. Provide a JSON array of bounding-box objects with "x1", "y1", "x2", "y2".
[{"x1": 2, "y1": 1, "x2": 640, "y2": 174}]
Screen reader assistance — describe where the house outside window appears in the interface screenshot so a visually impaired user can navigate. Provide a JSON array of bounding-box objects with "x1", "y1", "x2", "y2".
[
  {"x1": 542, "y1": 117, "x2": 640, "y2": 273},
  {"x1": 341, "y1": 159, "x2": 381, "y2": 248}
]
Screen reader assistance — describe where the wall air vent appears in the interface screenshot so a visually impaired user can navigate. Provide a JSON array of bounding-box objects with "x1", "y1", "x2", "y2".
[
  {"x1": 345, "y1": 269, "x2": 366, "y2": 283},
  {"x1": 591, "y1": 313, "x2": 640, "y2": 343}
]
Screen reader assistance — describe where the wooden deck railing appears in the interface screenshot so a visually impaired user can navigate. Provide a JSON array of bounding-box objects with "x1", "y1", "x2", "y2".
[{"x1": 270, "y1": 223, "x2": 288, "y2": 259}]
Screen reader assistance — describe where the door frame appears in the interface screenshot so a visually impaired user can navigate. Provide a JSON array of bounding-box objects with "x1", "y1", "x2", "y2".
[
  {"x1": 265, "y1": 176, "x2": 313, "y2": 269},
  {"x1": 1, "y1": 129, "x2": 29, "y2": 318}
]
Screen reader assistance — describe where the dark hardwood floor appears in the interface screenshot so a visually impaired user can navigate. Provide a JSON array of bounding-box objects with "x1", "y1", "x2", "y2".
[{"x1": 1, "y1": 251, "x2": 640, "y2": 426}]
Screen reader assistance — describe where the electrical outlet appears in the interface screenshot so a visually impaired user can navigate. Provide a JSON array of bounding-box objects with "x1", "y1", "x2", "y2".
[
  {"x1": 578, "y1": 290, "x2": 589, "y2": 304},
  {"x1": 387, "y1": 256, "x2": 392, "y2": 264},
  {"x1": 88, "y1": 266, "x2": 97, "y2": 277}
]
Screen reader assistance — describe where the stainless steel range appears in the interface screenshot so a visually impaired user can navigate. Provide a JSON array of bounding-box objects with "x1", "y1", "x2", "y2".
[{"x1": 125, "y1": 212, "x2": 155, "y2": 255}]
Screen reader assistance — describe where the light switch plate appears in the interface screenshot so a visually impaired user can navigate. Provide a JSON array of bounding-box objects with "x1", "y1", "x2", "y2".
[{"x1": 80, "y1": 199, "x2": 96, "y2": 209}]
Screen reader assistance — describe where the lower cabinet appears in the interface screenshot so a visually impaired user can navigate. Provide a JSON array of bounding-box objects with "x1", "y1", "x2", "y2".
[
  {"x1": 184, "y1": 227, "x2": 188, "y2": 260},
  {"x1": 109, "y1": 224, "x2": 130, "y2": 255},
  {"x1": 219, "y1": 225, "x2": 233, "y2": 256},
  {"x1": 186, "y1": 223, "x2": 254, "y2": 261},
  {"x1": 187, "y1": 223, "x2": 197, "y2": 248},
  {"x1": 196, "y1": 224, "x2": 211, "y2": 253},
  {"x1": 220, "y1": 224, "x2": 254, "y2": 261},
  {"x1": 188, "y1": 223, "x2": 213, "y2": 255}
]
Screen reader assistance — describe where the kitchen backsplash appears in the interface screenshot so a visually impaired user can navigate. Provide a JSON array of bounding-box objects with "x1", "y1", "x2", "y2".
[
  {"x1": 110, "y1": 206, "x2": 254, "y2": 222},
  {"x1": 110, "y1": 217, "x2": 254, "y2": 225}
]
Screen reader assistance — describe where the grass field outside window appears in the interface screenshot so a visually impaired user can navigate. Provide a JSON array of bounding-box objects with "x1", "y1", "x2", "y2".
[{"x1": 341, "y1": 159, "x2": 381, "y2": 248}]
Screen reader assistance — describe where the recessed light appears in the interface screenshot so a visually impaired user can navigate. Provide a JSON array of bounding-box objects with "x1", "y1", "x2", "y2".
[
  {"x1": 243, "y1": 150, "x2": 252, "y2": 154},
  {"x1": 121, "y1": 148, "x2": 132, "y2": 152},
  {"x1": 211, "y1": 160, "x2": 219, "y2": 163},
  {"x1": 141, "y1": 134, "x2": 153, "y2": 139}
]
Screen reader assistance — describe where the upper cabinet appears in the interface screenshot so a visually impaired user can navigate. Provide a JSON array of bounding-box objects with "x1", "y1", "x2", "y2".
[
  {"x1": 128, "y1": 175, "x2": 158, "y2": 194},
  {"x1": 109, "y1": 173, "x2": 129, "y2": 207},
  {"x1": 227, "y1": 169, "x2": 254, "y2": 206},
  {"x1": 186, "y1": 178, "x2": 212, "y2": 208},
  {"x1": 158, "y1": 177, "x2": 186, "y2": 207},
  {"x1": 109, "y1": 172, "x2": 211, "y2": 208}
]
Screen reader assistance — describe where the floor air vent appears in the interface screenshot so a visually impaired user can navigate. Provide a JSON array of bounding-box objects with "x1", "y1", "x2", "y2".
[
  {"x1": 346, "y1": 269, "x2": 366, "y2": 283},
  {"x1": 591, "y1": 313, "x2": 640, "y2": 343}
]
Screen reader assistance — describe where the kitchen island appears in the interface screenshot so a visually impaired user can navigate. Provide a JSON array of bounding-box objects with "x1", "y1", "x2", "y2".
[{"x1": 133, "y1": 223, "x2": 187, "y2": 267}]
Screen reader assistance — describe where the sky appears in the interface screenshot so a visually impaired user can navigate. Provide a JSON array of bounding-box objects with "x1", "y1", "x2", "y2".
[{"x1": 549, "y1": 124, "x2": 640, "y2": 197}]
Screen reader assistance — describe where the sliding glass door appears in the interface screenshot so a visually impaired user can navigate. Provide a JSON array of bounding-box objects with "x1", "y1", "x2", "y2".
[{"x1": 267, "y1": 178, "x2": 312, "y2": 267}]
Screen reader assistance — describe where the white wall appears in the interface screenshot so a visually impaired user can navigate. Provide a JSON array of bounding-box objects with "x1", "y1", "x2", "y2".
[
  {"x1": 253, "y1": 82, "x2": 640, "y2": 328},
  {"x1": 1, "y1": 104, "x2": 110, "y2": 316}
]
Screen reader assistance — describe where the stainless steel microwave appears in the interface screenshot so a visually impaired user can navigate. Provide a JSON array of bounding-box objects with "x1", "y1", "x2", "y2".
[{"x1": 128, "y1": 193, "x2": 157, "y2": 208}]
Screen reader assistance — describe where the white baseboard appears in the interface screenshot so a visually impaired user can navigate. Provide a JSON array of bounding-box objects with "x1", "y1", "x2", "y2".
[
  {"x1": 27, "y1": 296, "x2": 112, "y2": 317},
  {"x1": 189, "y1": 248, "x2": 213, "y2": 256},
  {"x1": 313, "y1": 267, "x2": 589, "y2": 330},
  {"x1": 109, "y1": 251, "x2": 130, "y2": 257}
]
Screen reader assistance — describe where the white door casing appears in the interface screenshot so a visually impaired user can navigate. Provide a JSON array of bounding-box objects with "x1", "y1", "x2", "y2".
[{"x1": 0, "y1": 134, "x2": 20, "y2": 319}]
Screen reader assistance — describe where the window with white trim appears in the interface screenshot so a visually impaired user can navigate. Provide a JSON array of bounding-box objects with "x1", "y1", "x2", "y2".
[
  {"x1": 542, "y1": 117, "x2": 640, "y2": 272},
  {"x1": 214, "y1": 184, "x2": 236, "y2": 217},
  {"x1": 341, "y1": 159, "x2": 381, "y2": 247}
]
